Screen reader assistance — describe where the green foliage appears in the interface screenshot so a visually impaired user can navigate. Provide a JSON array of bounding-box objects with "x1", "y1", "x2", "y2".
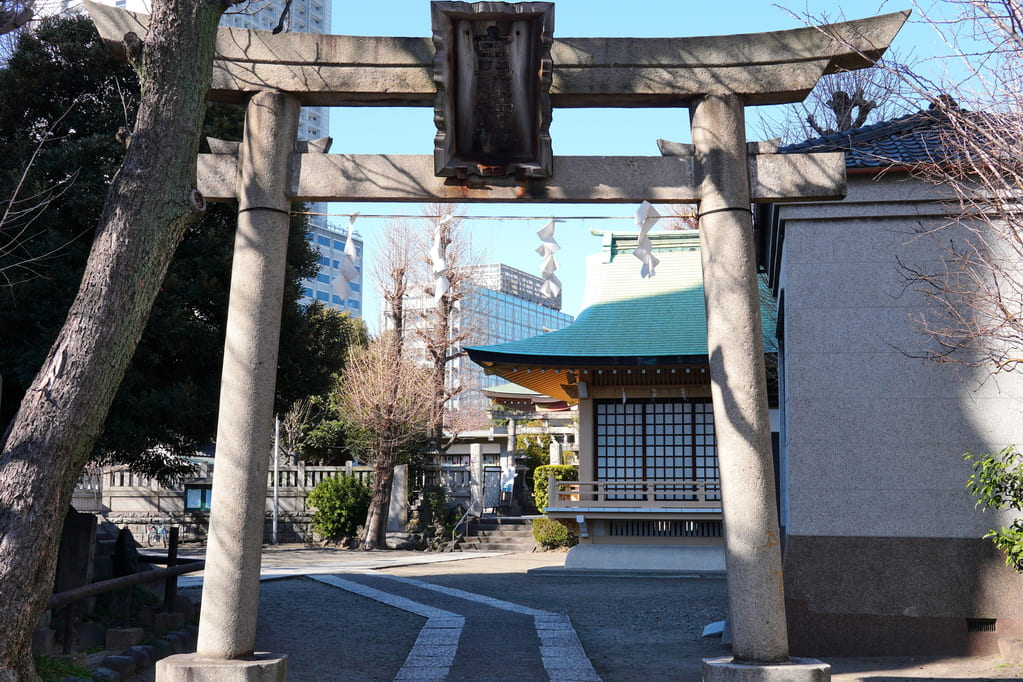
[
  {"x1": 517, "y1": 433, "x2": 552, "y2": 470},
  {"x1": 533, "y1": 464, "x2": 578, "y2": 514},
  {"x1": 0, "y1": 16, "x2": 360, "y2": 481},
  {"x1": 306, "y1": 474, "x2": 372, "y2": 542},
  {"x1": 532, "y1": 517, "x2": 576, "y2": 550},
  {"x1": 276, "y1": 302, "x2": 368, "y2": 413},
  {"x1": 420, "y1": 485, "x2": 454, "y2": 530},
  {"x1": 33, "y1": 655, "x2": 91, "y2": 682},
  {"x1": 965, "y1": 446, "x2": 1023, "y2": 571}
]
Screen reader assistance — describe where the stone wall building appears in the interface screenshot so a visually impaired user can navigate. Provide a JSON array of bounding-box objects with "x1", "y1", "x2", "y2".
[{"x1": 761, "y1": 105, "x2": 1023, "y2": 655}]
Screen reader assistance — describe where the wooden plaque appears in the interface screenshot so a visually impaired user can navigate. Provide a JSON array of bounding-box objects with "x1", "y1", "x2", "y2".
[{"x1": 431, "y1": 1, "x2": 554, "y2": 180}]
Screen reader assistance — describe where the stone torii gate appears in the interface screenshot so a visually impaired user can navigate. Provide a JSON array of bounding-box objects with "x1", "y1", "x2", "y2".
[{"x1": 88, "y1": 3, "x2": 906, "y2": 680}]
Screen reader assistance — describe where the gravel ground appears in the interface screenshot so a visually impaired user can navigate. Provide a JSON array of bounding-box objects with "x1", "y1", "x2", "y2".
[{"x1": 253, "y1": 577, "x2": 425, "y2": 681}]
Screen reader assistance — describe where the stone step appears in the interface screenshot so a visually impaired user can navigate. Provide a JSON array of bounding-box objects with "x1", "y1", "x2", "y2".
[
  {"x1": 475, "y1": 517, "x2": 537, "y2": 527},
  {"x1": 471, "y1": 528, "x2": 535, "y2": 539},
  {"x1": 473, "y1": 540, "x2": 536, "y2": 552},
  {"x1": 452, "y1": 532, "x2": 536, "y2": 552}
]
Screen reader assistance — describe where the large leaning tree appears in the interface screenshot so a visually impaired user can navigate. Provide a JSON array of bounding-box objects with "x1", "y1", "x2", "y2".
[{"x1": 0, "y1": 0, "x2": 233, "y2": 677}]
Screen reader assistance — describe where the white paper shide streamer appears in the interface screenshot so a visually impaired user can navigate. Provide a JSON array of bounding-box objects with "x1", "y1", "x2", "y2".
[
  {"x1": 633, "y1": 201, "x2": 661, "y2": 278},
  {"x1": 336, "y1": 213, "x2": 360, "y2": 300},
  {"x1": 431, "y1": 216, "x2": 452, "y2": 306},
  {"x1": 536, "y1": 219, "x2": 563, "y2": 300}
]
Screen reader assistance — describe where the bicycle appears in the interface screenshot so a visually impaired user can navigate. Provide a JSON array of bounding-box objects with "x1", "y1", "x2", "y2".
[{"x1": 146, "y1": 523, "x2": 168, "y2": 548}]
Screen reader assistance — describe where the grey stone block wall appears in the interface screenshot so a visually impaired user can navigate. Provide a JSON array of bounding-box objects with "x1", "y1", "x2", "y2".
[
  {"x1": 103, "y1": 511, "x2": 319, "y2": 545},
  {"x1": 773, "y1": 173, "x2": 1023, "y2": 655},
  {"x1": 775, "y1": 174, "x2": 1023, "y2": 539}
]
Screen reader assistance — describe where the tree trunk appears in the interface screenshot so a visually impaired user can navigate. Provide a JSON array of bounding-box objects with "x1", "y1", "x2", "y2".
[
  {"x1": 362, "y1": 445, "x2": 396, "y2": 549},
  {"x1": 0, "y1": 0, "x2": 224, "y2": 678}
]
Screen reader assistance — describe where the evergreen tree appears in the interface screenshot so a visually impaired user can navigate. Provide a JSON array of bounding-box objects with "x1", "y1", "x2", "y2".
[{"x1": 0, "y1": 14, "x2": 356, "y2": 481}]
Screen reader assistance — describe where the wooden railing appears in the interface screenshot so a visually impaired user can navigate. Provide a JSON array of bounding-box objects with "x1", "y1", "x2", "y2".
[{"x1": 548, "y1": 477, "x2": 722, "y2": 509}]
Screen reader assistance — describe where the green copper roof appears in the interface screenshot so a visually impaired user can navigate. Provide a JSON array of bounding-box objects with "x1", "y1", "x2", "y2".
[{"x1": 467, "y1": 230, "x2": 764, "y2": 366}]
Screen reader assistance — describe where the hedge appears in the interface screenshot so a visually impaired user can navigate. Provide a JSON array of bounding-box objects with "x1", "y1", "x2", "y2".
[{"x1": 533, "y1": 464, "x2": 578, "y2": 513}]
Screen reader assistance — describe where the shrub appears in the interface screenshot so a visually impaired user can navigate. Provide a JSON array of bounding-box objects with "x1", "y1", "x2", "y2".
[
  {"x1": 307, "y1": 474, "x2": 372, "y2": 542},
  {"x1": 415, "y1": 485, "x2": 460, "y2": 550},
  {"x1": 532, "y1": 517, "x2": 576, "y2": 550},
  {"x1": 965, "y1": 446, "x2": 1023, "y2": 571},
  {"x1": 533, "y1": 465, "x2": 578, "y2": 513},
  {"x1": 34, "y1": 655, "x2": 91, "y2": 682}
]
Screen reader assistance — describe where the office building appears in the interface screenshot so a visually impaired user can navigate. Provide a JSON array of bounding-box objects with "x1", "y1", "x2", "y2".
[
  {"x1": 301, "y1": 223, "x2": 364, "y2": 315},
  {"x1": 403, "y1": 263, "x2": 574, "y2": 412}
]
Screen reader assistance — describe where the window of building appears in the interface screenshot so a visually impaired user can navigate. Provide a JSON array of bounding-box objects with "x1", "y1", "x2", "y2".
[
  {"x1": 333, "y1": 239, "x2": 345, "y2": 250},
  {"x1": 301, "y1": 287, "x2": 313, "y2": 298},
  {"x1": 317, "y1": 235, "x2": 331, "y2": 246},
  {"x1": 185, "y1": 485, "x2": 212, "y2": 511},
  {"x1": 348, "y1": 299, "x2": 360, "y2": 309},
  {"x1": 332, "y1": 295, "x2": 344, "y2": 304},
  {"x1": 316, "y1": 273, "x2": 330, "y2": 284},
  {"x1": 349, "y1": 282, "x2": 360, "y2": 292},
  {"x1": 316, "y1": 291, "x2": 330, "y2": 301},
  {"x1": 594, "y1": 399, "x2": 719, "y2": 500}
]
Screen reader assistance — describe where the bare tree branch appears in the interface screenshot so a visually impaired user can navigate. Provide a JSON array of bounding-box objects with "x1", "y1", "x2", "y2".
[{"x1": 0, "y1": 100, "x2": 86, "y2": 287}]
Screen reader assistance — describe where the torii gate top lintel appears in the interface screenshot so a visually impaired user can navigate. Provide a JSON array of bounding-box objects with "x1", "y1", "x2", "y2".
[{"x1": 86, "y1": 1, "x2": 907, "y2": 109}]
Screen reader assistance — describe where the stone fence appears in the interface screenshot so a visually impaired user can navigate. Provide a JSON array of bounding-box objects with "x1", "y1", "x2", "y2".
[{"x1": 73, "y1": 462, "x2": 374, "y2": 544}]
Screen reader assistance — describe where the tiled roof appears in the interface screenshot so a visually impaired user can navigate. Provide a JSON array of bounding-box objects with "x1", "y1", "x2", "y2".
[{"x1": 783, "y1": 104, "x2": 963, "y2": 169}]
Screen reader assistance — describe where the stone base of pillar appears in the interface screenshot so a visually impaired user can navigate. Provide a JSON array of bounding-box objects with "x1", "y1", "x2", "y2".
[
  {"x1": 703, "y1": 657, "x2": 830, "y2": 681},
  {"x1": 156, "y1": 652, "x2": 287, "y2": 681}
]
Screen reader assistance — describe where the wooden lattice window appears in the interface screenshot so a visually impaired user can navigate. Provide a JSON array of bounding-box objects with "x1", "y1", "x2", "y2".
[{"x1": 594, "y1": 399, "x2": 719, "y2": 500}]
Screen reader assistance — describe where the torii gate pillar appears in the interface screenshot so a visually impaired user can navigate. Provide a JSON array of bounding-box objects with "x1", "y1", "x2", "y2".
[
  {"x1": 157, "y1": 90, "x2": 296, "y2": 681},
  {"x1": 693, "y1": 95, "x2": 831, "y2": 680}
]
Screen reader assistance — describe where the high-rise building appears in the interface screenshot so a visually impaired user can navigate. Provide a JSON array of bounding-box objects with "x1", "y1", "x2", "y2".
[
  {"x1": 302, "y1": 223, "x2": 364, "y2": 315},
  {"x1": 400, "y1": 263, "x2": 574, "y2": 412}
]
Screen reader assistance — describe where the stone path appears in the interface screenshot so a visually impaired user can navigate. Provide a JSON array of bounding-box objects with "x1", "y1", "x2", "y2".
[{"x1": 312, "y1": 573, "x2": 600, "y2": 681}]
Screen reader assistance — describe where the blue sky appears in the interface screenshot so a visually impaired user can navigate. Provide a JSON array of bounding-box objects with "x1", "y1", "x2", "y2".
[{"x1": 324, "y1": 1, "x2": 961, "y2": 330}]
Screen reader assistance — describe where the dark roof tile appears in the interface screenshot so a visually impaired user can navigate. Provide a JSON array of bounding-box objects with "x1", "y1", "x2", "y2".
[{"x1": 783, "y1": 106, "x2": 965, "y2": 168}]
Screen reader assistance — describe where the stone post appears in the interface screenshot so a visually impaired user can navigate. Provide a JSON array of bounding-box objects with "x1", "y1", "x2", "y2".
[
  {"x1": 691, "y1": 94, "x2": 789, "y2": 664},
  {"x1": 159, "y1": 91, "x2": 296, "y2": 682},
  {"x1": 470, "y1": 443, "x2": 483, "y2": 515},
  {"x1": 386, "y1": 464, "x2": 408, "y2": 533},
  {"x1": 549, "y1": 439, "x2": 562, "y2": 466}
]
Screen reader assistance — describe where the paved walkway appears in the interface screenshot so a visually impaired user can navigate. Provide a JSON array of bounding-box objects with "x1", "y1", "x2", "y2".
[
  {"x1": 156, "y1": 545, "x2": 1023, "y2": 682},
  {"x1": 313, "y1": 574, "x2": 599, "y2": 681}
]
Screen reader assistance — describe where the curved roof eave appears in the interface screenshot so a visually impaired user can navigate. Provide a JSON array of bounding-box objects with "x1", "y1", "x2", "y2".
[{"x1": 465, "y1": 348, "x2": 709, "y2": 369}]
